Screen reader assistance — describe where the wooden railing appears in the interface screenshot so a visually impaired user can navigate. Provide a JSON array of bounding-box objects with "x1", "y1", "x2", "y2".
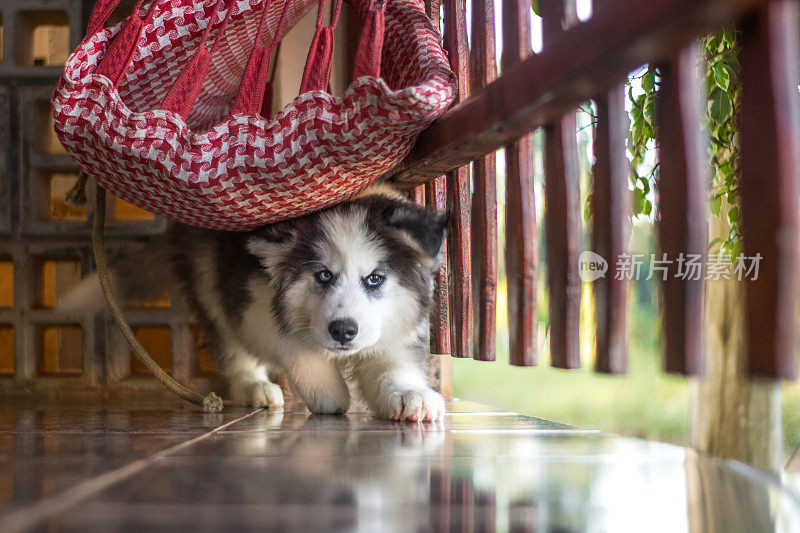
[{"x1": 389, "y1": 0, "x2": 800, "y2": 379}]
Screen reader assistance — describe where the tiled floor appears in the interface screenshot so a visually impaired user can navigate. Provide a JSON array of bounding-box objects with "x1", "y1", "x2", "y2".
[{"x1": 0, "y1": 399, "x2": 798, "y2": 532}]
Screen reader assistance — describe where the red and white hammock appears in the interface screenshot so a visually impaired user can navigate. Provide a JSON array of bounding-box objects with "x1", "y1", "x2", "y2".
[{"x1": 52, "y1": 0, "x2": 455, "y2": 230}]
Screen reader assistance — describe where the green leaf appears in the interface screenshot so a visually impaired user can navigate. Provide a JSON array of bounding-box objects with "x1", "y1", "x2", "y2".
[
  {"x1": 713, "y1": 65, "x2": 730, "y2": 91},
  {"x1": 584, "y1": 194, "x2": 593, "y2": 222},
  {"x1": 722, "y1": 239, "x2": 734, "y2": 255},
  {"x1": 708, "y1": 237, "x2": 722, "y2": 250},
  {"x1": 639, "y1": 176, "x2": 650, "y2": 195},
  {"x1": 709, "y1": 89, "x2": 732, "y2": 122},
  {"x1": 641, "y1": 69, "x2": 656, "y2": 93},
  {"x1": 707, "y1": 35, "x2": 722, "y2": 53},
  {"x1": 727, "y1": 205, "x2": 739, "y2": 225},
  {"x1": 722, "y1": 27, "x2": 737, "y2": 44},
  {"x1": 531, "y1": 0, "x2": 540, "y2": 15},
  {"x1": 643, "y1": 93, "x2": 656, "y2": 128},
  {"x1": 642, "y1": 121, "x2": 654, "y2": 142},
  {"x1": 632, "y1": 119, "x2": 645, "y2": 148},
  {"x1": 723, "y1": 54, "x2": 740, "y2": 79},
  {"x1": 710, "y1": 195, "x2": 722, "y2": 216},
  {"x1": 633, "y1": 188, "x2": 645, "y2": 215},
  {"x1": 731, "y1": 240, "x2": 743, "y2": 260}
]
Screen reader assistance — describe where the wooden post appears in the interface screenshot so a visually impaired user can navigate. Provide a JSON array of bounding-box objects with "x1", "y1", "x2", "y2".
[
  {"x1": 469, "y1": 0, "x2": 498, "y2": 362},
  {"x1": 443, "y1": 0, "x2": 474, "y2": 359},
  {"x1": 656, "y1": 45, "x2": 707, "y2": 376},
  {"x1": 690, "y1": 0, "x2": 798, "y2": 472},
  {"x1": 690, "y1": 199, "x2": 781, "y2": 473},
  {"x1": 738, "y1": 0, "x2": 800, "y2": 379},
  {"x1": 502, "y1": 0, "x2": 537, "y2": 367},
  {"x1": 541, "y1": 0, "x2": 582, "y2": 369},
  {"x1": 592, "y1": 87, "x2": 629, "y2": 374}
]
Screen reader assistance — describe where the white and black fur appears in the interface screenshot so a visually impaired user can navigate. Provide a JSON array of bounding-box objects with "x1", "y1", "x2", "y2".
[{"x1": 63, "y1": 185, "x2": 448, "y2": 421}]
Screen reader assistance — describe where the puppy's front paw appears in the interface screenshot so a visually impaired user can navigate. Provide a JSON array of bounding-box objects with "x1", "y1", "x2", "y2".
[
  {"x1": 230, "y1": 379, "x2": 284, "y2": 409},
  {"x1": 380, "y1": 388, "x2": 444, "y2": 422},
  {"x1": 303, "y1": 387, "x2": 351, "y2": 415}
]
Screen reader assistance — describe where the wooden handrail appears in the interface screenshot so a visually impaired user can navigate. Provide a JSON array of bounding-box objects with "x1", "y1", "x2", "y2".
[{"x1": 384, "y1": 0, "x2": 765, "y2": 186}]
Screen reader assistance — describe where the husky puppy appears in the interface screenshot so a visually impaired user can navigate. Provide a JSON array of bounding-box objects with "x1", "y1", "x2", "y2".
[{"x1": 64, "y1": 185, "x2": 447, "y2": 421}]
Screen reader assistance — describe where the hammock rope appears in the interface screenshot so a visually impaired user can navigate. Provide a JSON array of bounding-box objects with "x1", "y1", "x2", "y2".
[{"x1": 91, "y1": 185, "x2": 224, "y2": 412}]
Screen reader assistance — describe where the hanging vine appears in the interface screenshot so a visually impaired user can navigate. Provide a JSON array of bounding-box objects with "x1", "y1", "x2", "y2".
[{"x1": 625, "y1": 30, "x2": 740, "y2": 255}]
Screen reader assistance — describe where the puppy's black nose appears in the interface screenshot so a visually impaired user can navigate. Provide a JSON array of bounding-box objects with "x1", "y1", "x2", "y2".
[{"x1": 328, "y1": 319, "x2": 358, "y2": 343}]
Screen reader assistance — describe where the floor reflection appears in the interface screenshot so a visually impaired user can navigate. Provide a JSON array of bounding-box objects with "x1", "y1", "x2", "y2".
[{"x1": 0, "y1": 401, "x2": 797, "y2": 531}]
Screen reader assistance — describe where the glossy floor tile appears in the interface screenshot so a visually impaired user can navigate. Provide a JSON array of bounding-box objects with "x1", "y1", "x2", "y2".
[{"x1": 0, "y1": 399, "x2": 797, "y2": 532}]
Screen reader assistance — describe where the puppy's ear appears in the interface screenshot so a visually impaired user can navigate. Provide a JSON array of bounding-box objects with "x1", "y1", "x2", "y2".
[
  {"x1": 246, "y1": 223, "x2": 295, "y2": 275},
  {"x1": 387, "y1": 203, "x2": 448, "y2": 259}
]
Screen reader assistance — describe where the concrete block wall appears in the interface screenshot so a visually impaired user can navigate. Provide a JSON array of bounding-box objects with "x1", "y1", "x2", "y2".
[
  {"x1": 0, "y1": 0, "x2": 223, "y2": 400},
  {"x1": 0, "y1": 0, "x2": 84, "y2": 81}
]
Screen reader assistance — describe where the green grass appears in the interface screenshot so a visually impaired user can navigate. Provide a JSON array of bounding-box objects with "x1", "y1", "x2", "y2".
[
  {"x1": 783, "y1": 381, "x2": 800, "y2": 457},
  {"x1": 452, "y1": 300, "x2": 691, "y2": 444},
  {"x1": 454, "y1": 298, "x2": 800, "y2": 457}
]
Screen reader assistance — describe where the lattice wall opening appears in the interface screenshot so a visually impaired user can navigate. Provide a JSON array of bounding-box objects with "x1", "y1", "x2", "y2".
[
  {"x1": 0, "y1": 1, "x2": 224, "y2": 398},
  {"x1": 37, "y1": 258, "x2": 81, "y2": 307},
  {"x1": 45, "y1": 172, "x2": 85, "y2": 221},
  {"x1": 36, "y1": 101, "x2": 66, "y2": 155},
  {"x1": 0, "y1": 261, "x2": 12, "y2": 308},
  {"x1": 15, "y1": 11, "x2": 70, "y2": 67},
  {"x1": 130, "y1": 327, "x2": 172, "y2": 376},
  {"x1": 113, "y1": 197, "x2": 156, "y2": 222},
  {"x1": 0, "y1": 326, "x2": 13, "y2": 375},
  {"x1": 38, "y1": 325, "x2": 82, "y2": 375}
]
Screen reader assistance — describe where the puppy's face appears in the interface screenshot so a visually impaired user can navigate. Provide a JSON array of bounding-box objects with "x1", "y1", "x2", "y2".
[{"x1": 247, "y1": 195, "x2": 447, "y2": 356}]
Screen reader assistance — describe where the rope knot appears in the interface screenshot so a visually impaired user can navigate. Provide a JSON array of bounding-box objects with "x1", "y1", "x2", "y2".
[{"x1": 203, "y1": 393, "x2": 225, "y2": 412}]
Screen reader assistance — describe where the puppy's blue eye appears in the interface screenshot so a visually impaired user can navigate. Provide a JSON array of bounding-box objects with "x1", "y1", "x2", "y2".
[
  {"x1": 315, "y1": 269, "x2": 333, "y2": 283},
  {"x1": 364, "y1": 272, "x2": 385, "y2": 288}
]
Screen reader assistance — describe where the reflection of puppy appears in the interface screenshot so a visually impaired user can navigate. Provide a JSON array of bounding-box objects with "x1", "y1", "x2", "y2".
[{"x1": 62, "y1": 185, "x2": 447, "y2": 421}]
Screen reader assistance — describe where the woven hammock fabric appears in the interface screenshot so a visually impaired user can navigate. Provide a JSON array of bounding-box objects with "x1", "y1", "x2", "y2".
[{"x1": 52, "y1": 0, "x2": 456, "y2": 230}]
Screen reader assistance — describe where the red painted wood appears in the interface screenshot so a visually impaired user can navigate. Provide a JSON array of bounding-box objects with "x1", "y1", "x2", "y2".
[
  {"x1": 443, "y1": 0, "x2": 470, "y2": 101},
  {"x1": 592, "y1": 87, "x2": 629, "y2": 374},
  {"x1": 386, "y1": 0, "x2": 766, "y2": 186},
  {"x1": 539, "y1": 0, "x2": 564, "y2": 46},
  {"x1": 543, "y1": 115, "x2": 582, "y2": 369},
  {"x1": 446, "y1": 166, "x2": 473, "y2": 358},
  {"x1": 501, "y1": 0, "x2": 537, "y2": 367},
  {"x1": 656, "y1": 46, "x2": 707, "y2": 376},
  {"x1": 738, "y1": 1, "x2": 800, "y2": 379},
  {"x1": 426, "y1": 178, "x2": 451, "y2": 355},
  {"x1": 501, "y1": 0, "x2": 530, "y2": 68},
  {"x1": 424, "y1": 0, "x2": 447, "y2": 357},
  {"x1": 505, "y1": 136, "x2": 538, "y2": 366},
  {"x1": 472, "y1": 154, "x2": 498, "y2": 362},
  {"x1": 469, "y1": 0, "x2": 498, "y2": 362},
  {"x1": 442, "y1": 0, "x2": 473, "y2": 359},
  {"x1": 542, "y1": 0, "x2": 581, "y2": 370},
  {"x1": 429, "y1": 470, "x2": 451, "y2": 529},
  {"x1": 469, "y1": 0, "x2": 496, "y2": 92}
]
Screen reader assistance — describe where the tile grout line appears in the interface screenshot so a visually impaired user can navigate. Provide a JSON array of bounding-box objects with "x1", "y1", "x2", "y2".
[{"x1": 0, "y1": 408, "x2": 265, "y2": 533}]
